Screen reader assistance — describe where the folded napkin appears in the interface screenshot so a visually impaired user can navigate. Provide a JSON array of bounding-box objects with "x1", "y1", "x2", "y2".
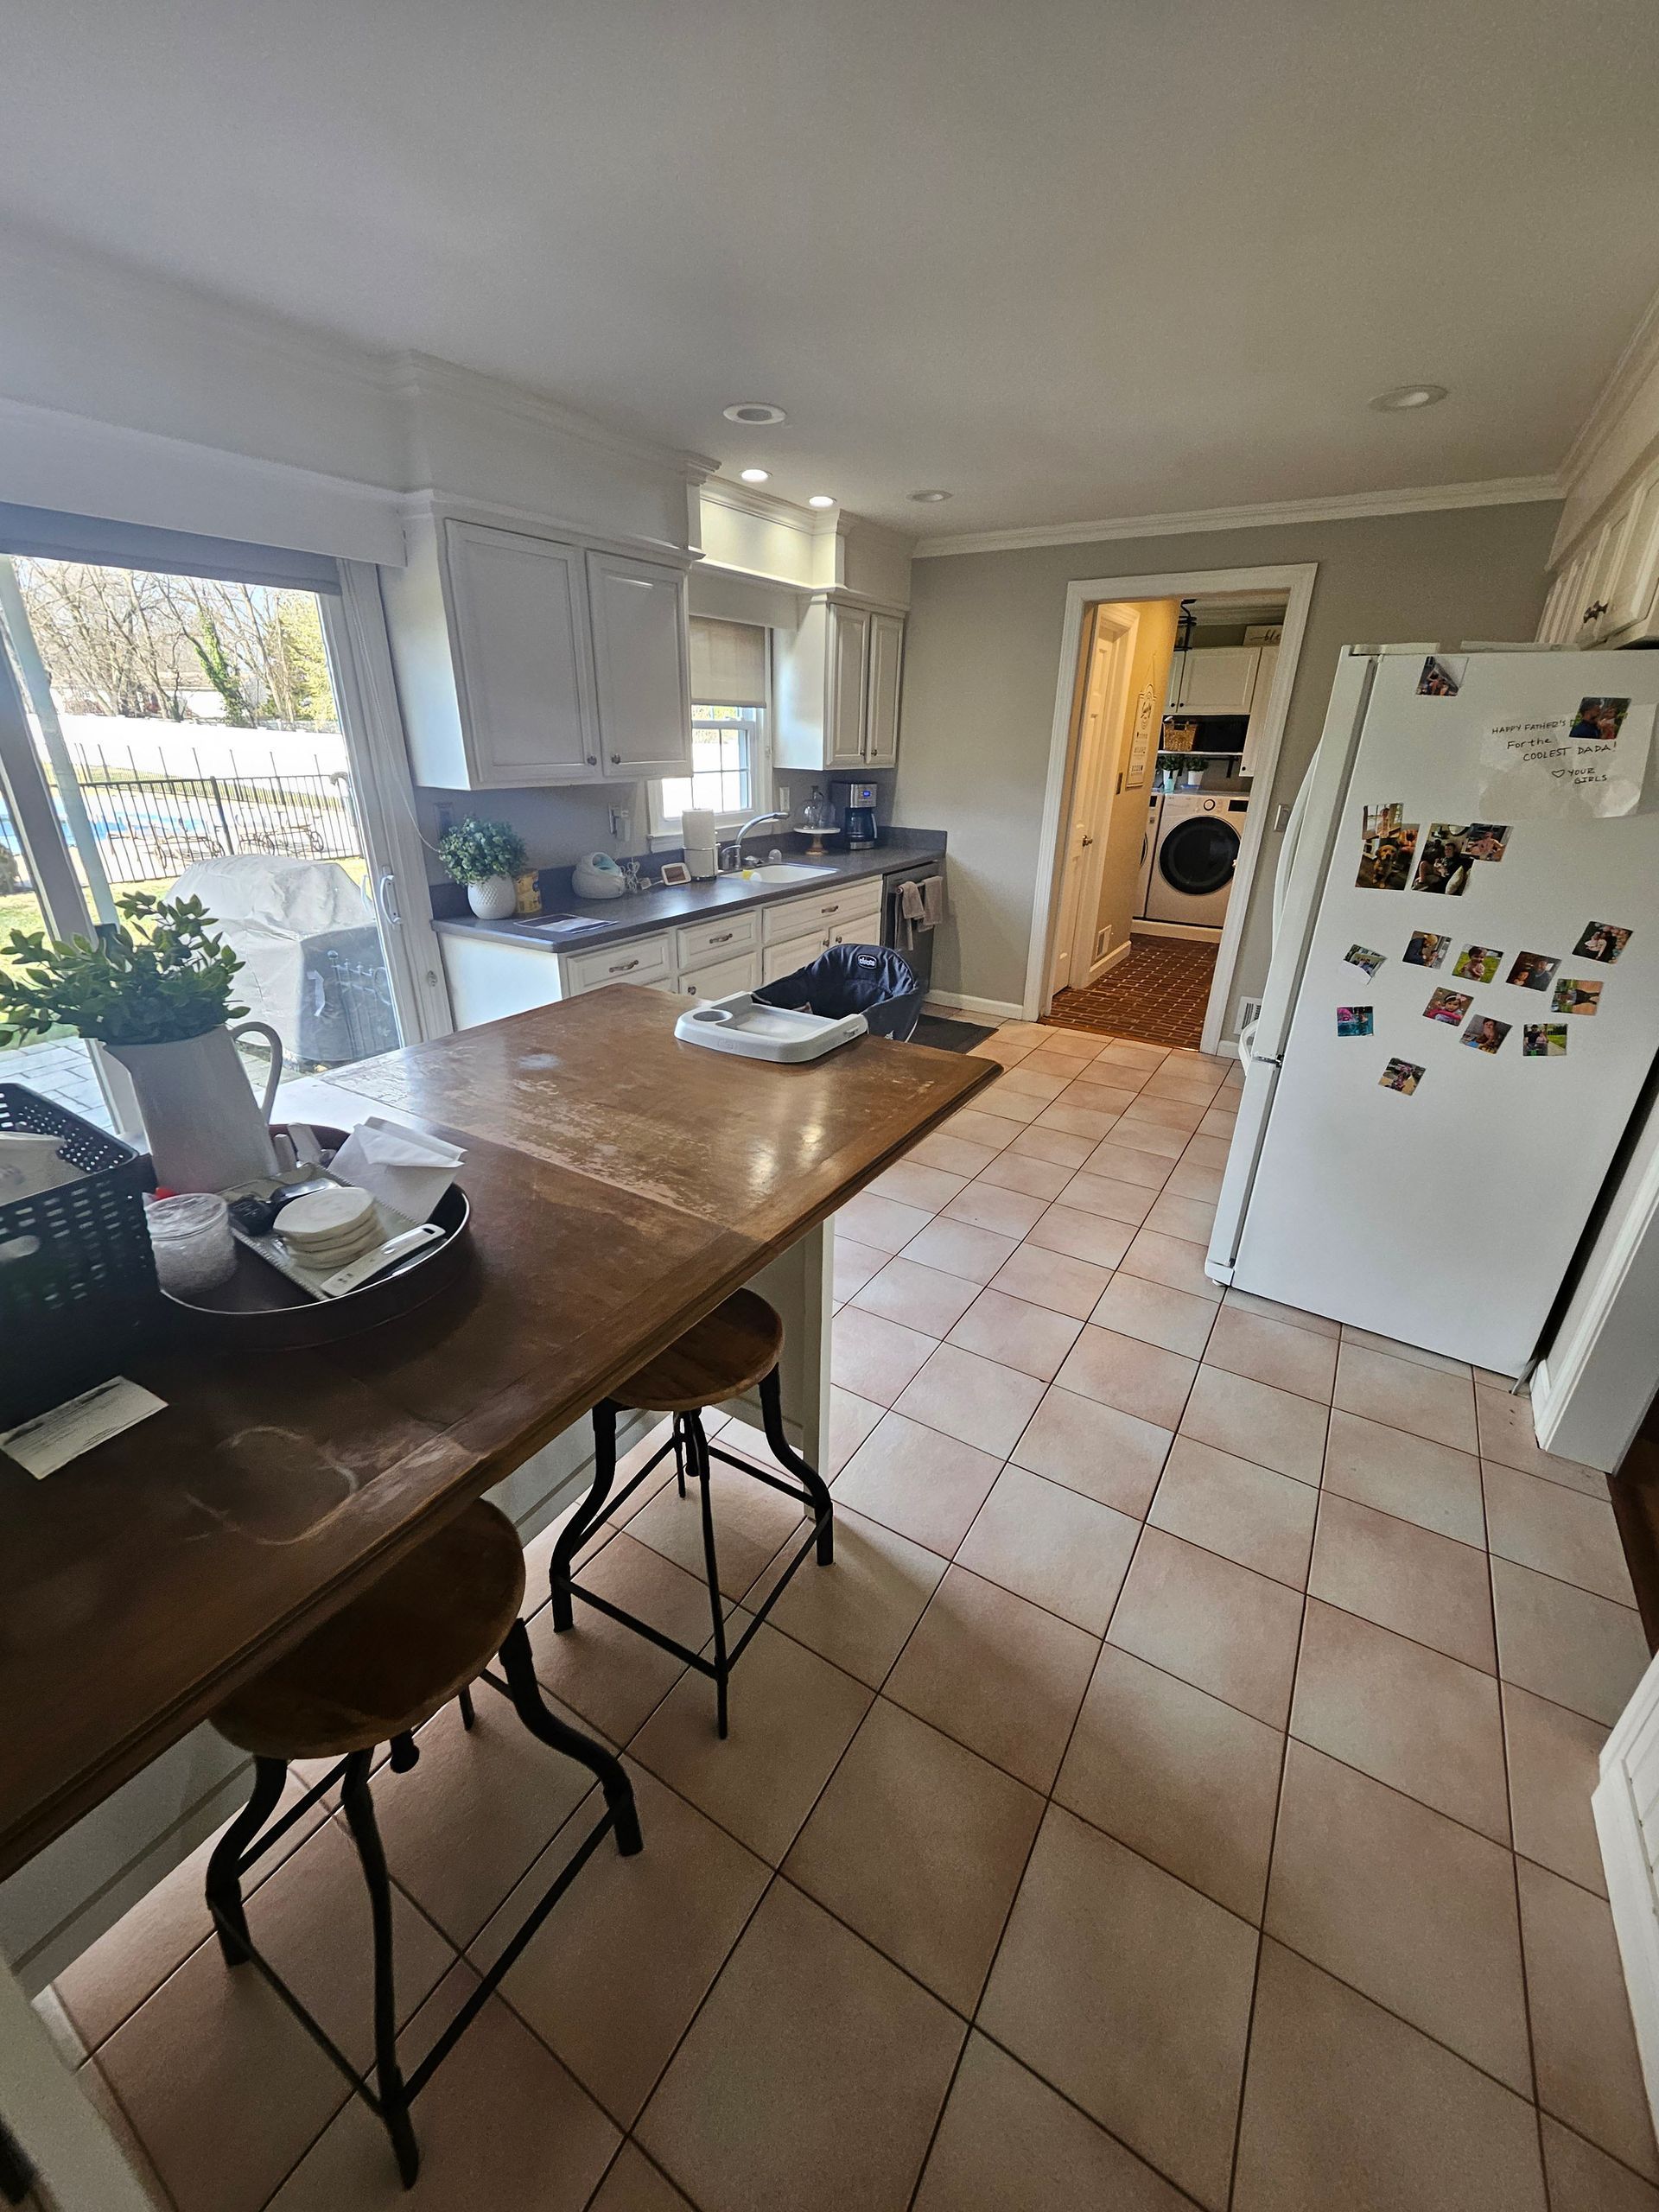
[{"x1": 329, "y1": 1118, "x2": 465, "y2": 1224}]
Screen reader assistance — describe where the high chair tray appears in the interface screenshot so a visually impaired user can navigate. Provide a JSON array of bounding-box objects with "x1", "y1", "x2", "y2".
[{"x1": 674, "y1": 993, "x2": 868, "y2": 1062}]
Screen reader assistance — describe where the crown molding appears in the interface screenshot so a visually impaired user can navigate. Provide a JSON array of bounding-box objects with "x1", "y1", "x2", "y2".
[
  {"x1": 390, "y1": 353, "x2": 716, "y2": 483},
  {"x1": 1558, "y1": 283, "x2": 1659, "y2": 491},
  {"x1": 912, "y1": 474, "x2": 1562, "y2": 558},
  {"x1": 699, "y1": 478, "x2": 821, "y2": 533}
]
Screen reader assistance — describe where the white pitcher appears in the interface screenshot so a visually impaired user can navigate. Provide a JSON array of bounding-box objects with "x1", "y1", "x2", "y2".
[{"x1": 108, "y1": 1020, "x2": 283, "y2": 1192}]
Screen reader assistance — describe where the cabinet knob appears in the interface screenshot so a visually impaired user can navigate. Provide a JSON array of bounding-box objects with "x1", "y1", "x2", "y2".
[
  {"x1": 1582, "y1": 601, "x2": 1609, "y2": 624},
  {"x1": 586, "y1": 753, "x2": 598, "y2": 766},
  {"x1": 610, "y1": 752, "x2": 621, "y2": 764}
]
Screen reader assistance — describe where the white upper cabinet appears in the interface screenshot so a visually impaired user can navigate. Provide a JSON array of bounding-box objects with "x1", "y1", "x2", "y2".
[
  {"x1": 1540, "y1": 454, "x2": 1659, "y2": 649},
  {"x1": 1239, "y1": 644, "x2": 1278, "y2": 779},
  {"x1": 384, "y1": 514, "x2": 692, "y2": 789},
  {"x1": 864, "y1": 610, "x2": 905, "y2": 767},
  {"x1": 829, "y1": 604, "x2": 870, "y2": 766},
  {"x1": 774, "y1": 595, "x2": 906, "y2": 771},
  {"x1": 586, "y1": 551, "x2": 692, "y2": 777},
  {"x1": 1174, "y1": 645, "x2": 1262, "y2": 715},
  {"x1": 442, "y1": 523, "x2": 599, "y2": 785}
]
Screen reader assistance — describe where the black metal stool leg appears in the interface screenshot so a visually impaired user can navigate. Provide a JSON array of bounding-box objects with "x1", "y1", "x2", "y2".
[
  {"x1": 0, "y1": 2120, "x2": 32, "y2": 2206},
  {"x1": 496, "y1": 1620, "x2": 643, "y2": 1854},
  {"x1": 673, "y1": 1412, "x2": 687, "y2": 1500},
  {"x1": 339, "y1": 1751, "x2": 420, "y2": 2190},
  {"x1": 760, "y1": 1366, "x2": 834, "y2": 1565},
  {"x1": 687, "y1": 1414, "x2": 731, "y2": 1739},
  {"x1": 551, "y1": 1404, "x2": 620, "y2": 1631},
  {"x1": 205, "y1": 1755, "x2": 289, "y2": 1967},
  {"x1": 457, "y1": 1686, "x2": 476, "y2": 1730}
]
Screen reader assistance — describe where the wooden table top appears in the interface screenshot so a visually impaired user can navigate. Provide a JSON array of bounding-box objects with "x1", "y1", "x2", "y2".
[{"x1": 0, "y1": 990, "x2": 993, "y2": 1879}]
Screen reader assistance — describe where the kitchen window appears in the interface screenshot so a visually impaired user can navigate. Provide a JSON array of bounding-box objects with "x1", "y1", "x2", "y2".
[{"x1": 649, "y1": 616, "x2": 770, "y2": 836}]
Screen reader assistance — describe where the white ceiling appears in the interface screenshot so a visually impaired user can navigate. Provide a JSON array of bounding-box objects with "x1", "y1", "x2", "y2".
[{"x1": 3, "y1": 0, "x2": 1657, "y2": 539}]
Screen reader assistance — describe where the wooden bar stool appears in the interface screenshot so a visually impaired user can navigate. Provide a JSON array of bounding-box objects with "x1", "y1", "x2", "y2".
[
  {"x1": 550, "y1": 1289, "x2": 833, "y2": 1737},
  {"x1": 204, "y1": 1499, "x2": 640, "y2": 2190}
]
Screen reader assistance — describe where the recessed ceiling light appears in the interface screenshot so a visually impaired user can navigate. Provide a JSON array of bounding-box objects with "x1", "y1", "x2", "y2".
[
  {"x1": 909, "y1": 489, "x2": 951, "y2": 503},
  {"x1": 807, "y1": 493, "x2": 836, "y2": 509},
  {"x1": 723, "y1": 401, "x2": 786, "y2": 424},
  {"x1": 738, "y1": 467, "x2": 771, "y2": 484},
  {"x1": 1369, "y1": 383, "x2": 1448, "y2": 412}
]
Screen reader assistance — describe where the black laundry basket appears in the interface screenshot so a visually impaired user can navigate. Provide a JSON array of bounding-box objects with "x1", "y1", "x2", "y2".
[{"x1": 753, "y1": 942, "x2": 925, "y2": 1042}]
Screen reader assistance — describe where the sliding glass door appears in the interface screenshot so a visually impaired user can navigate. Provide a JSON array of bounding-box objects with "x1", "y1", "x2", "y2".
[{"x1": 0, "y1": 536, "x2": 437, "y2": 1134}]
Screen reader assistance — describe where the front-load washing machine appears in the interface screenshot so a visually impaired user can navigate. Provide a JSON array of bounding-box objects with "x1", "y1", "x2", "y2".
[{"x1": 1144, "y1": 792, "x2": 1249, "y2": 929}]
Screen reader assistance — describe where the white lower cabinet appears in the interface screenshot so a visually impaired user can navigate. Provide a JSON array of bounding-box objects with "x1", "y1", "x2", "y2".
[
  {"x1": 671, "y1": 949, "x2": 763, "y2": 1000},
  {"x1": 440, "y1": 877, "x2": 887, "y2": 1028},
  {"x1": 763, "y1": 931, "x2": 832, "y2": 983}
]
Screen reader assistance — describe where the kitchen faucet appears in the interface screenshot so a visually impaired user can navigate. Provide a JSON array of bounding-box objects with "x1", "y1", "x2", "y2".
[{"x1": 721, "y1": 810, "x2": 791, "y2": 870}]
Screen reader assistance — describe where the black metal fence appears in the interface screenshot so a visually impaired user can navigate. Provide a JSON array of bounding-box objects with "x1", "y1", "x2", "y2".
[{"x1": 0, "y1": 763, "x2": 363, "y2": 889}]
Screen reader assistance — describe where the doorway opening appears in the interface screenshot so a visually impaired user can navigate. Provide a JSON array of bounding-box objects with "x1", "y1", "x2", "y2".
[{"x1": 1027, "y1": 562, "x2": 1316, "y2": 1053}]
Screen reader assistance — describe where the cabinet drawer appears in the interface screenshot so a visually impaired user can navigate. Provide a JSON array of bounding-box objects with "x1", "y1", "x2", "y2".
[
  {"x1": 562, "y1": 932, "x2": 672, "y2": 995},
  {"x1": 670, "y1": 949, "x2": 762, "y2": 1001},
  {"x1": 827, "y1": 918, "x2": 884, "y2": 949},
  {"x1": 762, "y1": 930, "x2": 830, "y2": 984},
  {"x1": 761, "y1": 880, "x2": 882, "y2": 944},
  {"x1": 675, "y1": 911, "x2": 760, "y2": 969}
]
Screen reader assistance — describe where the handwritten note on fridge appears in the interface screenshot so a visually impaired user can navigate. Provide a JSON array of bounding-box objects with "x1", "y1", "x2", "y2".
[{"x1": 1478, "y1": 696, "x2": 1655, "y2": 820}]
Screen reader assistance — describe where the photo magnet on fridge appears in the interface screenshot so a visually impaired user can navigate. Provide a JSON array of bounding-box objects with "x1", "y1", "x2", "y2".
[
  {"x1": 1570, "y1": 697, "x2": 1630, "y2": 745},
  {"x1": 1523, "y1": 1025, "x2": 1568, "y2": 1058},
  {"x1": 1337, "y1": 1007, "x2": 1374, "y2": 1038},
  {"x1": 1504, "y1": 951, "x2": 1559, "y2": 993},
  {"x1": 1461, "y1": 1014, "x2": 1511, "y2": 1055},
  {"x1": 1357, "y1": 804, "x2": 1417, "y2": 891},
  {"x1": 1379, "y1": 1058, "x2": 1424, "y2": 1096},
  {"x1": 1404, "y1": 930, "x2": 1451, "y2": 969},
  {"x1": 1411, "y1": 827, "x2": 1475, "y2": 896},
  {"x1": 1552, "y1": 976, "x2": 1601, "y2": 1016},
  {"x1": 1463, "y1": 823, "x2": 1511, "y2": 863},
  {"x1": 1573, "y1": 921, "x2": 1633, "y2": 965},
  {"x1": 1452, "y1": 944, "x2": 1503, "y2": 985},
  {"x1": 1344, "y1": 944, "x2": 1385, "y2": 979},
  {"x1": 1423, "y1": 988, "x2": 1472, "y2": 1026},
  {"x1": 1417, "y1": 656, "x2": 1464, "y2": 697}
]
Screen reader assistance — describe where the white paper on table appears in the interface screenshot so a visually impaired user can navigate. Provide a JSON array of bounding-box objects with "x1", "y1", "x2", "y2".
[
  {"x1": 1477, "y1": 701, "x2": 1655, "y2": 819},
  {"x1": 328, "y1": 1117, "x2": 464, "y2": 1224},
  {"x1": 0, "y1": 1377, "x2": 167, "y2": 1478}
]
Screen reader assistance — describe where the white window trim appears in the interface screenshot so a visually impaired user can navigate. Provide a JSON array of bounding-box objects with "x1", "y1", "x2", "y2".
[{"x1": 646, "y1": 701, "x2": 774, "y2": 846}]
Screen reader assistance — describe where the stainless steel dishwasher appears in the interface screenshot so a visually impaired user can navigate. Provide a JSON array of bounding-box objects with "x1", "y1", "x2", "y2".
[{"x1": 882, "y1": 861, "x2": 944, "y2": 989}]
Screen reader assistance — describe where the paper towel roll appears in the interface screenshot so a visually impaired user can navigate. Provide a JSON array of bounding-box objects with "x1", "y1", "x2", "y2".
[{"x1": 683, "y1": 807, "x2": 719, "y2": 880}]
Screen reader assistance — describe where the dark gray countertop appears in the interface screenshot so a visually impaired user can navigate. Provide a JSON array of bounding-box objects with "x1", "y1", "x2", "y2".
[{"x1": 430, "y1": 835, "x2": 946, "y2": 955}]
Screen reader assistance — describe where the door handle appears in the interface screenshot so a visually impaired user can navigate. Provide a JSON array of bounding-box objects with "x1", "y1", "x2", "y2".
[
  {"x1": 1081, "y1": 834, "x2": 1096, "y2": 848},
  {"x1": 375, "y1": 869, "x2": 402, "y2": 927}
]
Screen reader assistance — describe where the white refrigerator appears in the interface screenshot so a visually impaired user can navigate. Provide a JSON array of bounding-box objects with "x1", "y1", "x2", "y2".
[{"x1": 1208, "y1": 644, "x2": 1659, "y2": 1376}]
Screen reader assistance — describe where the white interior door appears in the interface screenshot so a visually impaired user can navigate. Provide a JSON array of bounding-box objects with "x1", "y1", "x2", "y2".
[{"x1": 1049, "y1": 610, "x2": 1133, "y2": 997}]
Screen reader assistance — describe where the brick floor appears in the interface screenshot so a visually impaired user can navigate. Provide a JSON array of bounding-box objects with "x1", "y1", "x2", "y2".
[{"x1": 1049, "y1": 936, "x2": 1217, "y2": 1049}]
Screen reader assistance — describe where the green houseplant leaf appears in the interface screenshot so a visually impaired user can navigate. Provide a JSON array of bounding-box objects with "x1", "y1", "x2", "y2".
[
  {"x1": 0, "y1": 892, "x2": 248, "y2": 1048},
  {"x1": 436, "y1": 817, "x2": 528, "y2": 887}
]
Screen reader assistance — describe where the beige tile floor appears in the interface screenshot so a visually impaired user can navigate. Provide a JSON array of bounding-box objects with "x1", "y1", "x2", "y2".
[{"x1": 35, "y1": 1022, "x2": 1659, "y2": 2211}]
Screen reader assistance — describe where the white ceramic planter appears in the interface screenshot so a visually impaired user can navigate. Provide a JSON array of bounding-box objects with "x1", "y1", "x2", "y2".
[
  {"x1": 467, "y1": 874, "x2": 518, "y2": 921},
  {"x1": 108, "y1": 1021, "x2": 283, "y2": 1192}
]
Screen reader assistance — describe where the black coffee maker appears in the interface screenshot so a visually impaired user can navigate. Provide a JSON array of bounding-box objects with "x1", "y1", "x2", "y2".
[{"x1": 832, "y1": 779, "x2": 879, "y2": 849}]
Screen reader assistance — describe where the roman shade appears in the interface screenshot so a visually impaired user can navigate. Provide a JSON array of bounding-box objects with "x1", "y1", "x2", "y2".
[{"x1": 689, "y1": 616, "x2": 767, "y2": 707}]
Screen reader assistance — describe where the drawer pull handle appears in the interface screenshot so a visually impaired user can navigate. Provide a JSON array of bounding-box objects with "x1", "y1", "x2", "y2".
[
  {"x1": 709, "y1": 931, "x2": 734, "y2": 945},
  {"x1": 610, "y1": 958, "x2": 640, "y2": 974},
  {"x1": 820, "y1": 903, "x2": 840, "y2": 913}
]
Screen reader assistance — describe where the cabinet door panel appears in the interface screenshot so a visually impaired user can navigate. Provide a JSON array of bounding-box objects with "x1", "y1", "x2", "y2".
[
  {"x1": 762, "y1": 929, "x2": 829, "y2": 983},
  {"x1": 444, "y1": 522, "x2": 598, "y2": 785},
  {"x1": 587, "y1": 552, "x2": 692, "y2": 778},
  {"x1": 1178, "y1": 646, "x2": 1260, "y2": 715},
  {"x1": 828, "y1": 607, "x2": 870, "y2": 767},
  {"x1": 673, "y1": 949, "x2": 763, "y2": 999},
  {"x1": 863, "y1": 612, "x2": 905, "y2": 766},
  {"x1": 1605, "y1": 477, "x2": 1659, "y2": 637},
  {"x1": 1239, "y1": 645, "x2": 1278, "y2": 779}
]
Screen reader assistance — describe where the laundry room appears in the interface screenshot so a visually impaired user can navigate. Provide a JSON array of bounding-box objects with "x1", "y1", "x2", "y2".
[{"x1": 1042, "y1": 584, "x2": 1289, "y2": 1047}]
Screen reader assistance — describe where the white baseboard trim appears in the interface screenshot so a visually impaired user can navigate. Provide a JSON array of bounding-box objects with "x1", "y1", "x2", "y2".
[
  {"x1": 924, "y1": 989, "x2": 1026, "y2": 1022},
  {"x1": 1131, "y1": 919, "x2": 1224, "y2": 944},
  {"x1": 1080, "y1": 940, "x2": 1134, "y2": 988}
]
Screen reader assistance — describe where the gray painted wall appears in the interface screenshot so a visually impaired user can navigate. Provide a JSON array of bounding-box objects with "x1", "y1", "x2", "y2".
[{"x1": 893, "y1": 500, "x2": 1563, "y2": 1027}]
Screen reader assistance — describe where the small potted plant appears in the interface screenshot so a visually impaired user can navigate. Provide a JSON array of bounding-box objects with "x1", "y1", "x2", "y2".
[
  {"x1": 438, "y1": 818, "x2": 529, "y2": 922},
  {"x1": 0, "y1": 892, "x2": 284, "y2": 1192}
]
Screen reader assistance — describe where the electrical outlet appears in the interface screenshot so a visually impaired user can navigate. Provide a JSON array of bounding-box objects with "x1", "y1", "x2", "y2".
[
  {"x1": 777, "y1": 781, "x2": 791, "y2": 814},
  {"x1": 609, "y1": 807, "x2": 632, "y2": 843}
]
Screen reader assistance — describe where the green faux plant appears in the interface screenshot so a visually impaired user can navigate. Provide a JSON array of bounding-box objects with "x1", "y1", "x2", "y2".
[
  {"x1": 0, "y1": 892, "x2": 247, "y2": 1047},
  {"x1": 436, "y1": 817, "x2": 528, "y2": 887}
]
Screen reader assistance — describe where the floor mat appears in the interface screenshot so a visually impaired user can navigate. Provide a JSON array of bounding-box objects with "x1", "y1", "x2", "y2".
[
  {"x1": 912, "y1": 1012, "x2": 994, "y2": 1052},
  {"x1": 1048, "y1": 935, "x2": 1217, "y2": 1047}
]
